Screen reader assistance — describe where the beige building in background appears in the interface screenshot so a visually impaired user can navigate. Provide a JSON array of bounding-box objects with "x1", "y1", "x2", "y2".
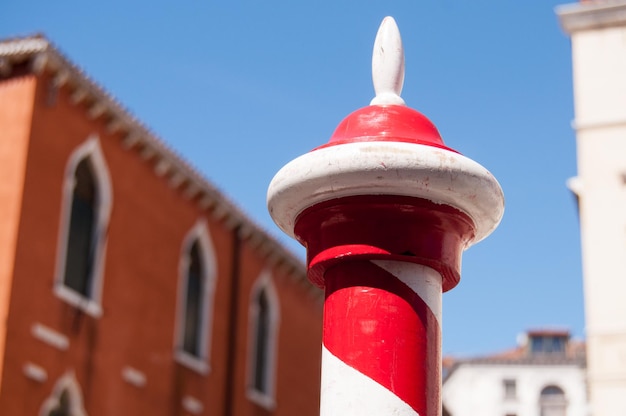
[
  {"x1": 557, "y1": 1, "x2": 626, "y2": 415},
  {"x1": 442, "y1": 330, "x2": 587, "y2": 416}
]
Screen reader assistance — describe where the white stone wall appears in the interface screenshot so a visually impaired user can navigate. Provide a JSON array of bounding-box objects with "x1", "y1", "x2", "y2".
[{"x1": 443, "y1": 363, "x2": 588, "y2": 416}]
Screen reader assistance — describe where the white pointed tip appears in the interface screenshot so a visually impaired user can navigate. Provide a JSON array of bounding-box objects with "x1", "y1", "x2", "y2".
[{"x1": 371, "y1": 16, "x2": 406, "y2": 106}]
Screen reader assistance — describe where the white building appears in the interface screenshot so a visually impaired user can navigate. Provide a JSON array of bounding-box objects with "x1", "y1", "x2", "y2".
[
  {"x1": 442, "y1": 330, "x2": 587, "y2": 416},
  {"x1": 556, "y1": 2, "x2": 626, "y2": 415}
]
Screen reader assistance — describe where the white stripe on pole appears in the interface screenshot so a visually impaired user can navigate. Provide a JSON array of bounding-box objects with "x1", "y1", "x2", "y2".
[
  {"x1": 371, "y1": 260, "x2": 443, "y2": 326},
  {"x1": 319, "y1": 345, "x2": 419, "y2": 416}
]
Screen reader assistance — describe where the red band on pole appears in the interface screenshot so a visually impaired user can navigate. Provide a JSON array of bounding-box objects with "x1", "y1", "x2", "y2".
[
  {"x1": 323, "y1": 260, "x2": 441, "y2": 415},
  {"x1": 295, "y1": 195, "x2": 475, "y2": 292}
]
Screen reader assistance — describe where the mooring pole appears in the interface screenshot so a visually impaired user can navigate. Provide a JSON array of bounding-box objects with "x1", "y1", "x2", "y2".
[{"x1": 268, "y1": 17, "x2": 504, "y2": 416}]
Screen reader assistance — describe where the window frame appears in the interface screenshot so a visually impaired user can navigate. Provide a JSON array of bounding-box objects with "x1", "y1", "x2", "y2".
[
  {"x1": 530, "y1": 335, "x2": 567, "y2": 355},
  {"x1": 503, "y1": 378, "x2": 517, "y2": 400},
  {"x1": 246, "y1": 270, "x2": 280, "y2": 409},
  {"x1": 539, "y1": 385, "x2": 567, "y2": 416},
  {"x1": 174, "y1": 219, "x2": 217, "y2": 375},
  {"x1": 53, "y1": 135, "x2": 112, "y2": 317},
  {"x1": 39, "y1": 371, "x2": 87, "y2": 416}
]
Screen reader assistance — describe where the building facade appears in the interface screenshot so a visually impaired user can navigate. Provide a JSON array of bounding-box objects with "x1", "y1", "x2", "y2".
[
  {"x1": 0, "y1": 35, "x2": 322, "y2": 415},
  {"x1": 442, "y1": 330, "x2": 587, "y2": 416},
  {"x1": 557, "y1": 2, "x2": 626, "y2": 415}
]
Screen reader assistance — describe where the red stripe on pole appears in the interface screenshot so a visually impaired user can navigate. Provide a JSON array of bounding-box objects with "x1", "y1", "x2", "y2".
[{"x1": 323, "y1": 260, "x2": 441, "y2": 416}]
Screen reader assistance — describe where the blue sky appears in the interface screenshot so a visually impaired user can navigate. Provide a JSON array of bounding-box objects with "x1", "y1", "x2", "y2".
[{"x1": 1, "y1": 0, "x2": 583, "y2": 357}]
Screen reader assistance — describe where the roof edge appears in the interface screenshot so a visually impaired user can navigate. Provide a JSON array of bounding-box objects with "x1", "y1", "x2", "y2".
[
  {"x1": 557, "y1": 1, "x2": 626, "y2": 34},
  {"x1": 0, "y1": 34, "x2": 315, "y2": 299}
]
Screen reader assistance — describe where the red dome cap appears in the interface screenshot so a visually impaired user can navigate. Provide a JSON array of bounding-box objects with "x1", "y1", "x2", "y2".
[{"x1": 317, "y1": 104, "x2": 456, "y2": 152}]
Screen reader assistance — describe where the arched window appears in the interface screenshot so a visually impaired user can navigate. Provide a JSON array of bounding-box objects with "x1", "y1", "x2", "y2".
[
  {"x1": 48, "y1": 390, "x2": 71, "y2": 416},
  {"x1": 54, "y1": 136, "x2": 112, "y2": 317},
  {"x1": 253, "y1": 288, "x2": 270, "y2": 391},
  {"x1": 175, "y1": 220, "x2": 217, "y2": 374},
  {"x1": 183, "y1": 241, "x2": 203, "y2": 356},
  {"x1": 39, "y1": 372, "x2": 87, "y2": 416},
  {"x1": 539, "y1": 385, "x2": 567, "y2": 416},
  {"x1": 63, "y1": 158, "x2": 97, "y2": 296},
  {"x1": 247, "y1": 271, "x2": 280, "y2": 409}
]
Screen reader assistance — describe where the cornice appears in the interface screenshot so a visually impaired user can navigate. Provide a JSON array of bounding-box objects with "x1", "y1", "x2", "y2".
[{"x1": 557, "y1": 1, "x2": 626, "y2": 34}]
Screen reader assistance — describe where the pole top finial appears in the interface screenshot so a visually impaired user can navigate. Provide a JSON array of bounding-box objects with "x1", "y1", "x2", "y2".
[
  {"x1": 267, "y1": 16, "x2": 505, "y2": 253},
  {"x1": 370, "y1": 16, "x2": 406, "y2": 106}
]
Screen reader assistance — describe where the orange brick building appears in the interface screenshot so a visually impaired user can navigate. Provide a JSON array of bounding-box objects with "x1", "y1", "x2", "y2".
[{"x1": 0, "y1": 35, "x2": 322, "y2": 415}]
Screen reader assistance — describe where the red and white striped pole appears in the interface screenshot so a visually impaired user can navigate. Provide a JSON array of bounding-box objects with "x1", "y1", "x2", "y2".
[{"x1": 268, "y1": 17, "x2": 504, "y2": 416}]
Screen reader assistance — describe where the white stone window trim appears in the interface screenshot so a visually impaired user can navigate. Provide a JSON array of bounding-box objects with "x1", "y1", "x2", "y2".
[
  {"x1": 23, "y1": 362, "x2": 48, "y2": 383},
  {"x1": 39, "y1": 371, "x2": 88, "y2": 416},
  {"x1": 121, "y1": 366, "x2": 147, "y2": 388},
  {"x1": 246, "y1": 270, "x2": 280, "y2": 410},
  {"x1": 173, "y1": 219, "x2": 217, "y2": 375},
  {"x1": 182, "y1": 395, "x2": 204, "y2": 415},
  {"x1": 31, "y1": 322, "x2": 69, "y2": 351},
  {"x1": 53, "y1": 135, "x2": 112, "y2": 318}
]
